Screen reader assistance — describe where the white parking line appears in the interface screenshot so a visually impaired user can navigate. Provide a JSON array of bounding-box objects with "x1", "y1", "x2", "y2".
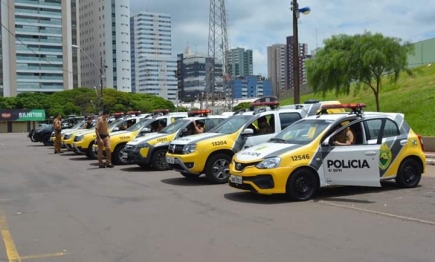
[{"x1": 318, "y1": 200, "x2": 435, "y2": 226}]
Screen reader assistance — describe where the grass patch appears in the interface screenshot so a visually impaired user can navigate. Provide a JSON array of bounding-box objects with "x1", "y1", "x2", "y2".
[{"x1": 280, "y1": 65, "x2": 435, "y2": 136}]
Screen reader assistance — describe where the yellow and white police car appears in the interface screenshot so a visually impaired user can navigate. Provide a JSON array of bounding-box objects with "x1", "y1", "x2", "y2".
[
  {"x1": 166, "y1": 97, "x2": 342, "y2": 184},
  {"x1": 228, "y1": 103, "x2": 426, "y2": 201},
  {"x1": 124, "y1": 110, "x2": 228, "y2": 170},
  {"x1": 72, "y1": 116, "x2": 145, "y2": 158},
  {"x1": 93, "y1": 110, "x2": 188, "y2": 165}
]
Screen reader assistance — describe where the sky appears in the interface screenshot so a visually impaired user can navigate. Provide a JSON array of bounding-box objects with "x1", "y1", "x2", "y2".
[{"x1": 130, "y1": 0, "x2": 435, "y2": 76}]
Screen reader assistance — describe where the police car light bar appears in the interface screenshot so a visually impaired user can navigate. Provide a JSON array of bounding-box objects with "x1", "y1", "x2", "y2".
[
  {"x1": 127, "y1": 110, "x2": 141, "y2": 115},
  {"x1": 188, "y1": 109, "x2": 211, "y2": 115},
  {"x1": 153, "y1": 109, "x2": 169, "y2": 114},
  {"x1": 321, "y1": 103, "x2": 366, "y2": 109},
  {"x1": 249, "y1": 101, "x2": 280, "y2": 111}
]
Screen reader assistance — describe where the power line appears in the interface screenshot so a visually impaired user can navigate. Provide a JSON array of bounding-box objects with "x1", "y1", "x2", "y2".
[{"x1": 0, "y1": 0, "x2": 73, "y2": 74}]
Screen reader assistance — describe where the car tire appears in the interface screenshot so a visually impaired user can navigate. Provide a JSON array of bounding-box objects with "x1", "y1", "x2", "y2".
[
  {"x1": 205, "y1": 153, "x2": 232, "y2": 184},
  {"x1": 151, "y1": 149, "x2": 169, "y2": 171},
  {"x1": 113, "y1": 144, "x2": 128, "y2": 165},
  {"x1": 180, "y1": 172, "x2": 200, "y2": 179},
  {"x1": 86, "y1": 141, "x2": 97, "y2": 159},
  {"x1": 286, "y1": 169, "x2": 318, "y2": 201},
  {"x1": 42, "y1": 134, "x2": 52, "y2": 146},
  {"x1": 395, "y1": 158, "x2": 422, "y2": 188}
]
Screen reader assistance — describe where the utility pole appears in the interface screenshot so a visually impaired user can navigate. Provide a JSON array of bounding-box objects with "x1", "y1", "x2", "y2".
[{"x1": 292, "y1": 0, "x2": 300, "y2": 104}]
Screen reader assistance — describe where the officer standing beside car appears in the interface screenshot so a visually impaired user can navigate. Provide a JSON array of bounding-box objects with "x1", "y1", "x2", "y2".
[
  {"x1": 96, "y1": 110, "x2": 113, "y2": 168},
  {"x1": 53, "y1": 113, "x2": 62, "y2": 154}
]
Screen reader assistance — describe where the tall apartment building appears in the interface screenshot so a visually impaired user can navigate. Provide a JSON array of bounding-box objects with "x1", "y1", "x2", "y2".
[
  {"x1": 226, "y1": 47, "x2": 253, "y2": 78},
  {"x1": 285, "y1": 36, "x2": 308, "y2": 90},
  {"x1": 78, "y1": 0, "x2": 131, "y2": 92},
  {"x1": 130, "y1": 11, "x2": 177, "y2": 101},
  {"x1": 267, "y1": 44, "x2": 287, "y2": 96},
  {"x1": 177, "y1": 47, "x2": 223, "y2": 100},
  {"x1": 1, "y1": 0, "x2": 74, "y2": 97}
]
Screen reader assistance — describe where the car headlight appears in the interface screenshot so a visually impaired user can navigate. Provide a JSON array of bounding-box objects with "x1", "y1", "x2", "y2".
[
  {"x1": 256, "y1": 157, "x2": 281, "y2": 169},
  {"x1": 136, "y1": 143, "x2": 149, "y2": 149},
  {"x1": 74, "y1": 135, "x2": 83, "y2": 142},
  {"x1": 183, "y1": 144, "x2": 196, "y2": 154}
]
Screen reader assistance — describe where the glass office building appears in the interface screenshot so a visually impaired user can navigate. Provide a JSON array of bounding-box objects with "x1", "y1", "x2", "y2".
[{"x1": 1, "y1": 0, "x2": 74, "y2": 96}]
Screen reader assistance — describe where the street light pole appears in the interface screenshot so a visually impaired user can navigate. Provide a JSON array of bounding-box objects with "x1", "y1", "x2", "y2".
[
  {"x1": 292, "y1": 0, "x2": 300, "y2": 104},
  {"x1": 291, "y1": 0, "x2": 310, "y2": 104},
  {"x1": 72, "y1": 45, "x2": 105, "y2": 114}
]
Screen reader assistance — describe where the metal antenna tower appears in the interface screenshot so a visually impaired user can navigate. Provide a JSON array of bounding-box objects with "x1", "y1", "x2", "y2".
[{"x1": 207, "y1": 0, "x2": 232, "y2": 110}]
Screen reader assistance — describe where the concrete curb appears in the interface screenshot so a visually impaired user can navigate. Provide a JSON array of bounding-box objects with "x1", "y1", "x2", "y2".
[{"x1": 425, "y1": 153, "x2": 435, "y2": 166}]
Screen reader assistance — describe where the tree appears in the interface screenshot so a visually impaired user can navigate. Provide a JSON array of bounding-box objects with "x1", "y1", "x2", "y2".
[{"x1": 306, "y1": 32, "x2": 414, "y2": 111}]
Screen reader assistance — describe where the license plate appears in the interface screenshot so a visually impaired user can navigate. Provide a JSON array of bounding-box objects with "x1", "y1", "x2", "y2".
[
  {"x1": 230, "y1": 175, "x2": 243, "y2": 185},
  {"x1": 166, "y1": 157, "x2": 175, "y2": 164}
]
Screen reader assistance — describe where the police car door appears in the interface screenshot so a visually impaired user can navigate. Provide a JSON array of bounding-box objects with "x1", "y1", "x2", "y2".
[
  {"x1": 243, "y1": 113, "x2": 277, "y2": 149},
  {"x1": 322, "y1": 120, "x2": 380, "y2": 187}
]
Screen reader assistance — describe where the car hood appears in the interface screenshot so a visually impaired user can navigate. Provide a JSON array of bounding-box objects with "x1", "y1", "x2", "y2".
[
  {"x1": 128, "y1": 133, "x2": 169, "y2": 146},
  {"x1": 170, "y1": 133, "x2": 225, "y2": 145},
  {"x1": 235, "y1": 142, "x2": 304, "y2": 162}
]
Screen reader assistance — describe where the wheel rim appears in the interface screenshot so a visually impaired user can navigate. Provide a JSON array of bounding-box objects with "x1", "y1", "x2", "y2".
[
  {"x1": 155, "y1": 152, "x2": 168, "y2": 170},
  {"x1": 212, "y1": 159, "x2": 229, "y2": 179},
  {"x1": 294, "y1": 174, "x2": 313, "y2": 196},
  {"x1": 403, "y1": 164, "x2": 417, "y2": 183},
  {"x1": 119, "y1": 149, "x2": 128, "y2": 164}
]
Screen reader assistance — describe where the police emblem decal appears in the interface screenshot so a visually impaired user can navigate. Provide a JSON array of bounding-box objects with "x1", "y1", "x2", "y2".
[{"x1": 379, "y1": 143, "x2": 392, "y2": 170}]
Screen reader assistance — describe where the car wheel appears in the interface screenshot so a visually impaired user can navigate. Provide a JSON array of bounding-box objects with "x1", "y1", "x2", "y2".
[
  {"x1": 151, "y1": 149, "x2": 169, "y2": 171},
  {"x1": 180, "y1": 172, "x2": 200, "y2": 179},
  {"x1": 205, "y1": 153, "x2": 231, "y2": 184},
  {"x1": 395, "y1": 158, "x2": 421, "y2": 188},
  {"x1": 86, "y1": 141, "x2": 97, "y2": 159},
  {"x1": 113, "y1": 144, "x2": 128, "y2": 165},
  {"x1": 286, "y1": 169, "x2": 318, "y2": 201},
  {"x1": 42, "y1": 135, "x2": 52, "y2": 146}
]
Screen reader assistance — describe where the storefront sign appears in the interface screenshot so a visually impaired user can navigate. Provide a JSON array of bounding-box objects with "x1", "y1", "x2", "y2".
[{"x1": 0, "y1": 109, "x2": 46, "y2": 121}]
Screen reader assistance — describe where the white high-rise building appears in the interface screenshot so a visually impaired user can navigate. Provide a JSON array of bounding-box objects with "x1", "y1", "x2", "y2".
[
  {"x1": 1, "y1": 0, "x2": 74, "y2": 96},
  {"x1": 130, "y1": 11, "x2": 177, "y2": 102},
  {"x1": 78, "y1": 0, "x2": 131, "y2": 92},
  {"x1": 267, "y1": 44, "x2": 287, "y2": 95}
]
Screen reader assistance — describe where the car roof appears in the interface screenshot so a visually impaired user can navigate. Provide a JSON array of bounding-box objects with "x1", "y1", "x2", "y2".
[{"x1": 304, "y1": 111, "x2": 404, "y2": 122}]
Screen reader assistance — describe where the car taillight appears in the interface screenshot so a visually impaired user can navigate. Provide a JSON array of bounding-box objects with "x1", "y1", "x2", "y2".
[{"x1": 417, "y1": 134, "x2": 424, "y2": 152}]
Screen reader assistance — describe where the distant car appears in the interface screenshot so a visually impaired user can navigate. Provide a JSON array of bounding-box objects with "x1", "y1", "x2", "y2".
[
  {"x1": 229, "y1": 103, "x2": 426, "y2": 201},
  {"x1": 29, "y1": 125, "x2": 54, "y2": 145},
  {"x1": 28, "y1": 124, "x2": 51, "y2": 142}
]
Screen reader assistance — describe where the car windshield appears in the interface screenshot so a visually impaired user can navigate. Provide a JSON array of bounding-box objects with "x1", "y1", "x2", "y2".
[
  {"x1": 160, "y1": 119, "x2": 189, "y2": 134},
  {"x1": 127, "y1": 119, "x2": 153, "y2": 132},
  {"x1": 272, "y1": 119, "x2": 333, "y2": 144},
  {"x1": 209, "y1": 115, "x2": 253, "y2": 134},
  {"x1": 108, "y1": 118, "x2": 124, "y2": 129},
  {"x1": 71, "y1": 121, "x2": 85, "y2": 129}
]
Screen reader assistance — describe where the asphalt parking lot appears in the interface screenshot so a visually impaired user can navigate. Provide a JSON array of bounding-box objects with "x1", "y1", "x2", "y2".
[{"x1": 1, "y1": 133, "x2": 435, "y2": 262}]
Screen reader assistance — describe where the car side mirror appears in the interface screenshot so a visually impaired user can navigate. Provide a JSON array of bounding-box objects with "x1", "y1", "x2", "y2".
[
  {"x1": 322, "y1": 137, "x2": 331, "y2": 147},
  {"x1": 179, "y1": 128, "x2": 188, "y2": 137},
  {"x1": 142, "y1": 127, "x2": 151, "y2": 133},
  {"x1": 242, "y1": 128, "x2": 254, "y2": 136},
  {"x1": 113, "y1": 127, "x2": 120, "y2": 132}
]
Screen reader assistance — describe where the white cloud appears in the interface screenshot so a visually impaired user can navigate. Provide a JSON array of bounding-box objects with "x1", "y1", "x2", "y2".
[{"x1": 131, "y1": 0, "x2": 435, "y2": 76}]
